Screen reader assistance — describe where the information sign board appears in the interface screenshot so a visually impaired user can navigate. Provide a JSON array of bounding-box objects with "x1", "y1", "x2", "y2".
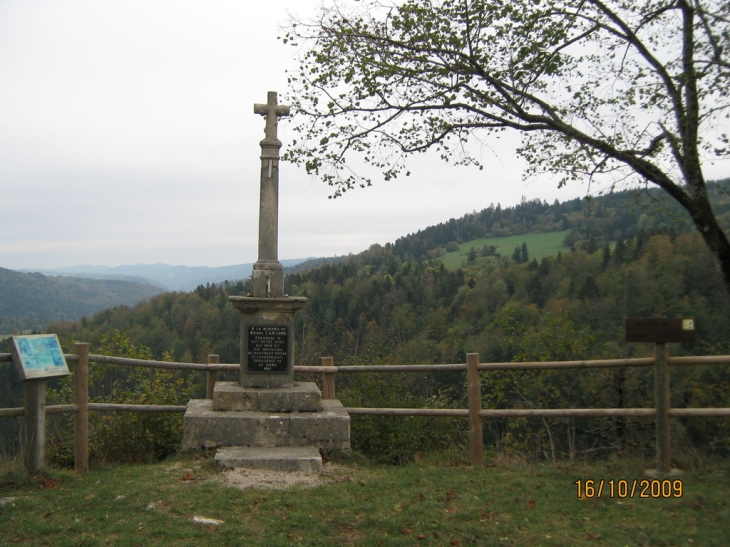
[
  {"x1": 245, "y1": 325, "x2": 289, "y2": 373},
  {"x1": 10, "y1": 334, "x2": 70, "y2": 381},
  {"x1": 625, "y1": 318, "x2": 695, "y2": 344}
]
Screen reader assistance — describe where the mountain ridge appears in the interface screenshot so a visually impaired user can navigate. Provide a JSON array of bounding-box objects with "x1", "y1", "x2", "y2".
[
  {"x1": 16, "y1": 258, "x2": 314, "y2": 292},
  {"x1": 0, "y1": 267, "x2": 165, "y2": 333}
]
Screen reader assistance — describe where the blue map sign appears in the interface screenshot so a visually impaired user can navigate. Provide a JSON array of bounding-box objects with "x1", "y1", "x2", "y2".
[{"x1": 11, "y1": 334, "x2": 70, "y2": 381}]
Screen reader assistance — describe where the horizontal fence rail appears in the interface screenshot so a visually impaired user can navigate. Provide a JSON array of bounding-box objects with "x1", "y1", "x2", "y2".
[{"x1": 1, "y1": 347, "x2": 729, "y2": 474}]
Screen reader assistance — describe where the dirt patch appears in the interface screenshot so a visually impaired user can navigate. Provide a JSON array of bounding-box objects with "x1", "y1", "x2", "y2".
[{"x1": 213, "y1": 464, "x2": 354, "y2": 490}]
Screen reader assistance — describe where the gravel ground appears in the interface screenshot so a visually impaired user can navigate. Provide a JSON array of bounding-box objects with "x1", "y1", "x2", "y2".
[{"x1": 213, "y1": 463, "x2": 353, "y2": 490}]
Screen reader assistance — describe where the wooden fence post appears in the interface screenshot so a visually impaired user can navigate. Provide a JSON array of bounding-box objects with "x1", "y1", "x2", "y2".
[
  {"x1": 24, "y1": 379, "x2": 47, "y2": 475},
  {"x1": 74, "y1": 343, "x2": 89, "y2": 474},
  {"x1": 654, "y1": 343, "x2": 671, "y2": 474},
  {"x1": 467, "y1": 353, "x2": 483, "y2": 467},
  {"x1": 322, "y1": 356, "x2": 335, "y2": 399},
  {"x1": 206, "y1": 354, "x2": 220, "y2": 399}
]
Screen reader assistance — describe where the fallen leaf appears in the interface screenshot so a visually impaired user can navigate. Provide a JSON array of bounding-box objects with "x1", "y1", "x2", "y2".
[
  {"x1": 528, "y1": 500, "x2": 536, "y2": 508},
  {"x1": 450, "y1": 540, "x2": 462, "y2": 546},
  {"x1": 417, "y1": 534, "x2": 428, "y2": 540},
  {"x1": 418, "y1": 493, "x2": 426, "y2": 501},
  {"x1": 181, "y1": 472, "x2": 193, "y2": 481},
  {"x1": 40, "y1": 478, "x2": 59, "y2": 489},
  {"x1": 402, "y1": 528, "x2": 413, "y2": 535},
  {"x1": 85, "y1": 494, "x2": 96, "y2": 500}
]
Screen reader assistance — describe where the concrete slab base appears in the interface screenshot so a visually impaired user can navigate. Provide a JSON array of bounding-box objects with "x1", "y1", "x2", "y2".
[
  {"x1": 181, "y1": 398, "x2": 350, "y2": 451},
  {"x1": 215, "y1": 446, "x2": 323, "y2": 473},
  {"x1": 212, "y1": 381, "x2": 321, "y2": 412}
]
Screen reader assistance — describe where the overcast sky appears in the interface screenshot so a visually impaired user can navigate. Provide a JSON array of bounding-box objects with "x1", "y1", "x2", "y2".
[{"x1": 2, "y1": 1, "x2": 727, "y2": 271}]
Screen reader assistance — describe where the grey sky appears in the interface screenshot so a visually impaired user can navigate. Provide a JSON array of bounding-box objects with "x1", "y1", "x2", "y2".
[{"x1": 2, "y1": 1, "x2": 726, "y2": 271}]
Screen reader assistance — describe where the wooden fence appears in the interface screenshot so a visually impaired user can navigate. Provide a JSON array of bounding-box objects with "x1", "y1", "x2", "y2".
[{"x1": 2, "y1": 343, "x2": 730, "y2": 475}]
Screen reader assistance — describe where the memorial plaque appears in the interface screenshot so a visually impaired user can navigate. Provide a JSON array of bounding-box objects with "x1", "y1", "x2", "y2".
[
  {"x1": 625, "y1": 318, "x2": 695, "y2": 344},
  {"x1": 10, "y1": 334, "x2": 70, "y2": 381},
  {"x1": 246, "y1": 325, "x2": 289, "y2": 373}
]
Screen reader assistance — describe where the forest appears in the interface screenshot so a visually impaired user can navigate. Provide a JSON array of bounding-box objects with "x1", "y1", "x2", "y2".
[{"x1": 2, "y1": 183, "x2": 730, "y2": 464}]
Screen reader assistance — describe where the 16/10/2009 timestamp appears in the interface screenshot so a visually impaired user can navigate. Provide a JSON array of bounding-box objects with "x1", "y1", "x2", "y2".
[{"x1": 576, "y1": 479, "x2": 683, "y2": 499}]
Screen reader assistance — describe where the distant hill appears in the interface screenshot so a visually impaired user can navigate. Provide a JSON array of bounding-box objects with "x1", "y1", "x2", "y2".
[
  {"x1": 0, "y1": 268, "x2": 165, "y2": 333},
  {"x1": 389, "y1": 179, "x2": 730, "y2": 262},
  {"x1": 19, "y1": 258, "x2": 314, "y2": 292}
]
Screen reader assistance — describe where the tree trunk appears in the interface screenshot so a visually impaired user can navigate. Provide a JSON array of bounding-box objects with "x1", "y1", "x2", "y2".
[{"x1": 686, "y1": 193, "x2": 730, "y2": 297}]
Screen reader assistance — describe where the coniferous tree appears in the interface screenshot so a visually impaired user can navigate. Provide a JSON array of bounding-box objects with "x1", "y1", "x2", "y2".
[{"x1": 602, "y1": 244, "x2": 612, "y2": 269}]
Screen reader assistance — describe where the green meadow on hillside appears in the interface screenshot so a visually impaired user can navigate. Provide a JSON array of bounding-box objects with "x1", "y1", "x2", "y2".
[{"x1": 439, "y1": 230, "x2": 571, "y2": 269}]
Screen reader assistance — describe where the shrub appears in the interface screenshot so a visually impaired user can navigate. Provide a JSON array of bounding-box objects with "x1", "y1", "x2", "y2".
[{"x1": 47, "y1": 331, "x2": 201, "y2": 466}]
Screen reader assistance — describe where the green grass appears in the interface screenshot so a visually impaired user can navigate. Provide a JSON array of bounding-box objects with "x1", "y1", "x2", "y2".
[
  {"x1": 1, "y1": 452, "x2": 728, "y2": 546},
  {"x1": 440, "y1": 230, "x2": 571, "y2": 269}
]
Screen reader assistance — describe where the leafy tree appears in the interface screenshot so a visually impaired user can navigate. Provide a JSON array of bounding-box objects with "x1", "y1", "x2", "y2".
[{"x1": 283, "y1": 0, "x2": 730, "y2": 294}]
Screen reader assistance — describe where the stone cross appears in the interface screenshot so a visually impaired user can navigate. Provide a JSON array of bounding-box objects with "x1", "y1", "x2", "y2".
[
  {"x1": 252, "y1": 91, "x2": 290, "y2": 298},
  {"x1": 254, "y1": 91, "x2": 290, "y2": 143}
]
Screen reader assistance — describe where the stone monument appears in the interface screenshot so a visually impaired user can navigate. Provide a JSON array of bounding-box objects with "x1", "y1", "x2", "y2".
[{"x1": 181, "y1": 92, "x2": 350, "y2": 472}]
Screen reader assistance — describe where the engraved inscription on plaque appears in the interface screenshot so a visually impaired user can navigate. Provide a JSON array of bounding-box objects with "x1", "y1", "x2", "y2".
[{"x1": 246, "y1": 325, "x2": 289, "y2": 373}]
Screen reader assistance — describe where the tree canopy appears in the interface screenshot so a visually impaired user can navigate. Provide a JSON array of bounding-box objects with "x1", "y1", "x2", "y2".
[{"x1": 282, "y1": 0, "x2": 730, "y2": 292}]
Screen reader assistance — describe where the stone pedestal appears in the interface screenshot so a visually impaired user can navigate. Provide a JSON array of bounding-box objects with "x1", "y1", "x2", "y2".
[
  {"x1": 229, "y1": 296, "x2": 307, "y2": 388},
  {"x1": 182, "y1": 381, "x2": 350, "y2": 472},
  {"x1": 182, "y1": 397, "x2": 350, "y2": 452},
  {"x1": 212, "y1": 381, "x2": 321, "y2": 412}
]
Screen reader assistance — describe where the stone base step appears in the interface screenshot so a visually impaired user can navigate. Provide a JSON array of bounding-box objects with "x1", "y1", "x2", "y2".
[
  {"x1": 213, "y1": 381, "x2": 321, "y2": 412},
  {"x1": 181, "y1": 398, "x2": 350, "y2": 451},
  {"x1": 214, "y1": 446, "x2": 322, "y2": 473}
]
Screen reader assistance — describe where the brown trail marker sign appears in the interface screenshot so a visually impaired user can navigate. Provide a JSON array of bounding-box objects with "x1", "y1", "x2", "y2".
[
  {"x1": 625, "y1": 318, "x2": 696, "y2": 344},
  {"x1": 625, "y1": 318, "x2": 695, "y2": 476}
]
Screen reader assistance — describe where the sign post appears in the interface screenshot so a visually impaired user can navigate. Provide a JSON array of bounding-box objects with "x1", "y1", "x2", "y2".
[
  {"x1": 10, "y1": 334, "x2": 70, "y2": 474},
  {"x1": 625, "y1": 319, "x2": 695, "y2": 475}
]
